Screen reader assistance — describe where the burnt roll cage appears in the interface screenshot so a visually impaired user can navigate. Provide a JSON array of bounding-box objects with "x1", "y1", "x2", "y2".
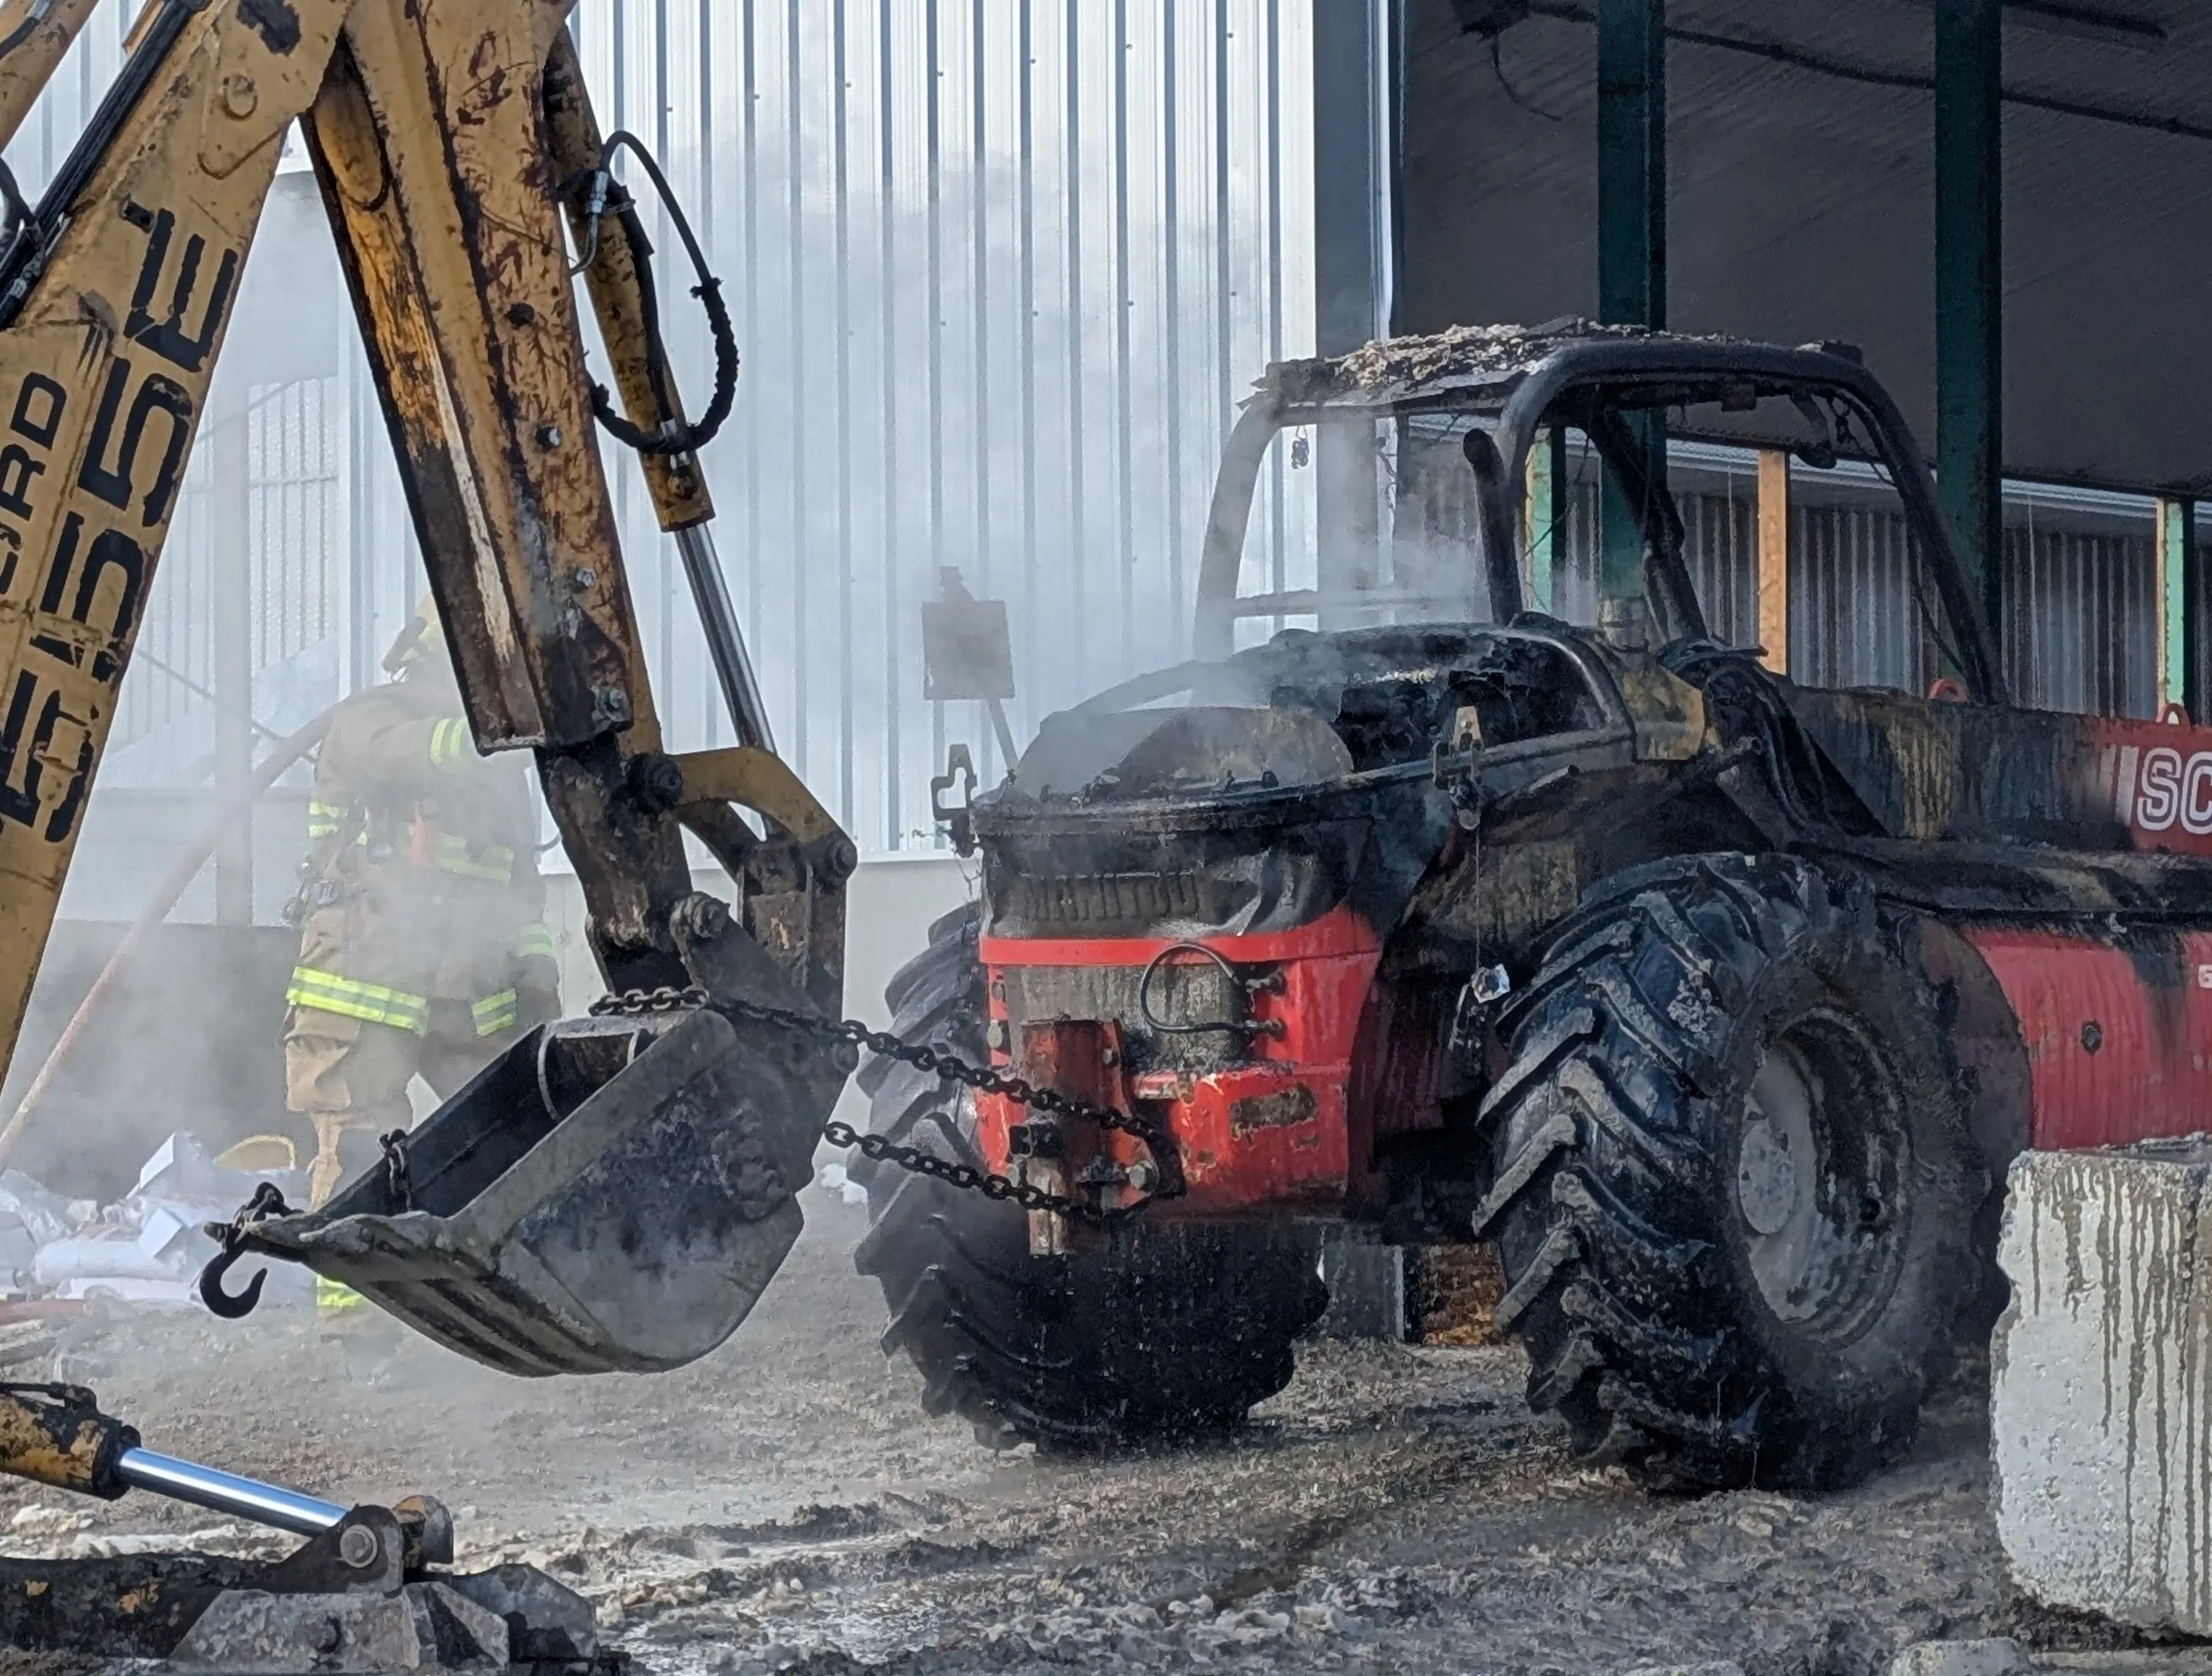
[{"x1": 1190, "y1": 334, "x2": 2007, "y2": 709}]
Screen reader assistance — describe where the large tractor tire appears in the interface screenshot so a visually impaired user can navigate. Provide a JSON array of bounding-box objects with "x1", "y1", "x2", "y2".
[
  {"x1": 851, "y1": 906, "x2": 1330, "y2": 1449},
  {"x1": 1479, "y1": 855, "x2": 1980, "y2": 1492}
]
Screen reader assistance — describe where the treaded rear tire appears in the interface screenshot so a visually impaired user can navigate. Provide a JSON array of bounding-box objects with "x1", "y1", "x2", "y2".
[
  {"x1": 1478, "y1": 854, "x2": 1979, "y2": 1492},
  {"x1": 852, "y1": 905, "x2": 1330, "y2": 1449}
]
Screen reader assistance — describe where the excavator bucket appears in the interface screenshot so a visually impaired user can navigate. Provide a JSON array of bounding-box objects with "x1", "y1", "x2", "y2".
[{"x1": 223, "y1": 1006, "x2": 841, "y2": 1375}]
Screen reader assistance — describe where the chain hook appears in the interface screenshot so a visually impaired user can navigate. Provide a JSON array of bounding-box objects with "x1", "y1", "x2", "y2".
[{"x1": 197, "y1": 1180, "x2": 294, "y2": 1320}]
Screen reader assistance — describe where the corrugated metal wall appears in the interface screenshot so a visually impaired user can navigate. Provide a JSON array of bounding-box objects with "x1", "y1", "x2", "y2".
[
  {"x1": 12, "y1": 1, "x2": 1320, "y2": 854},
  {"x1": 105, "y1": 375, "x2": 349, "y2": 785},
  {"x1": 566, "y1": 0, "x2": 1317, "y2": 851},
  {"x1": 1789, "y1": 493, "x2": 1937, "y2": 698},
  {"x1": 1540, "y1": 451, "x2": 1763, "y2": 649},
  {"x1": 1408, "y1": 430, "x2": 2161, "y2": 716},
  {"x1": 2001, "y1": 506, "x2": 2159, "y2": 721}
]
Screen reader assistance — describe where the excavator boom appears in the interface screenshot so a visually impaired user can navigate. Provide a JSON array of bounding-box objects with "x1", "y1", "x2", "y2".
[{"x1": 0, "y1": 0, "x2": 852, "y2": 1374}]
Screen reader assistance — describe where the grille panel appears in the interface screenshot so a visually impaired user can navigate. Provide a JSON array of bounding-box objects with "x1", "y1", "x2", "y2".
[{"x1": 994, "y1": 870, "x2": 1207, "y2": 931}]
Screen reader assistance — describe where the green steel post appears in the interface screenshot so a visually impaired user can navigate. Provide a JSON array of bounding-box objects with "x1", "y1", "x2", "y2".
[
  {"x1": 1596, "y1": 0, "x2": 1665, "y2": 617},
  {"x1": 2162, "y1": 498, "x2": 2199, "y2": 718},
  {"x1": 1523, "y1": 427, "x2": 1558, "y2": 615},
  {"x1": 1935, "y1": 0, "x2": 2003, "y2": 649},
  {"x1": 2189, "y1": 504, "x2": 2207, "y2": 724}
]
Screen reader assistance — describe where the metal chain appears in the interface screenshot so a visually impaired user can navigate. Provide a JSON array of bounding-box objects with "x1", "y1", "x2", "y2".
[
  {"x1": 823, "y1": 1127, "x2": 1113, "y2": 1223},
  {"x1": 378, "y1": 1129, "x2": 413, "y2": 1212},
  {"x1": 589, "y1": 987, "x2": 710, "y2": 1017},
  {"x1": 589, "y1": 986, "x2": 1180, "y2": 1224}
]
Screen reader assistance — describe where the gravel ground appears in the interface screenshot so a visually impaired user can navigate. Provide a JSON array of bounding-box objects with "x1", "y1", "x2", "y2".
[{"x1": 0, "y1": 1184, "x2": 2189, "y2": 1676}]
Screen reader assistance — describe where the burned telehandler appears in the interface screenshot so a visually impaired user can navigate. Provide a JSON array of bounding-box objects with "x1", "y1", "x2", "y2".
[{"x1": 858, "y1": 321, "x2": 2202, "y2": 1492}]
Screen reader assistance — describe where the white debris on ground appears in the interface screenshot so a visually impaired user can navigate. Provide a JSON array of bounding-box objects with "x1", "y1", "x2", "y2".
[
  {"x1": 816, "y1": 1164, "x2": 868, "y2": 1208},
  {"x1": 0, "y1": 1131, "x2": 308, "y2": 1310},
  {"x1": 0, "y1": 1170, "x2": 95, "y2": 1285}
]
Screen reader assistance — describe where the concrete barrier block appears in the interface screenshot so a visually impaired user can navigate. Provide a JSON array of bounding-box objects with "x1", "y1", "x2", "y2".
[{"x1": 1992, "y1": 1144, "x2": 2212, "y2": 1632}]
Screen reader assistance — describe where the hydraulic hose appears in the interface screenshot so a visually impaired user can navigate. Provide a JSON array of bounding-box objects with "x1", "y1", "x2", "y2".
[{"x1": 568, "y1": 130, "x2": 740, "y2": 458}]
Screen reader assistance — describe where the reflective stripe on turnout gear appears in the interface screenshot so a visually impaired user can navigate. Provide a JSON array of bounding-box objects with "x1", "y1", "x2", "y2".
[
  {"x1": 316, "y1": 1275, "x2": 366, "y2": 1312},
  {"x1": 471, "y1": 990, "x2": 519, "y2": 1037},
  {"x1": 514, "y1": 923, "x2": 557, "y2": 962},
  {"x1": 428, "y1": 717, "x2": 470, "y2": 768},
  {"x1": 428, "y1": 831, "x2": 516, "y2": 882},
  {"x1": 307, "y1": 800, "x2": 517, "y2": 880},
  {"x1": 286, "y1": 967, "x2": 433, "y2": 1034}
]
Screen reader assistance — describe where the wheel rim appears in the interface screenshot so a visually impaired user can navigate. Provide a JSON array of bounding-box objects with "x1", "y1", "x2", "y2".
[{"x1": 1735, "y1": 1011, "x2": 1907, "y2": 1339}]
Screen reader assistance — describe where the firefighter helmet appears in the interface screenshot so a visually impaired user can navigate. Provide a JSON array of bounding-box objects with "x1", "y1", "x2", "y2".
[{"x1": 383, "y1": 596, "x2": 447, "y2": 676}]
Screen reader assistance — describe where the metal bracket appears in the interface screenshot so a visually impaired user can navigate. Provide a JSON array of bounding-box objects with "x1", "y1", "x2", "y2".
[
  {"x1": 0, "y1": 1503, "x2": 608, "y2": 1674},
  {"x1": 1447, "y1": 963, "x2": 1513, "y2": 1070},
  {"x1": 670, "y1": 746, "x2": 857, "y2": 1020},
  {"x1": 1429, "y1": 705, "x2": 1486, "y2": 831},
  {"x1": 931, "y1": 743, "x2": 978, "y2": 856},
  {"x1": 671, "y1": 746, "x2": 845, "y2": 850}
]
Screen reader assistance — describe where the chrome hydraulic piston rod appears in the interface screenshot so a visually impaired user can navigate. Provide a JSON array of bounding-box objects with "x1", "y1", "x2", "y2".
[
  {"x1": 116, "y1": 1449, "x2": 345, "y2": 1538},
  {"x1": 676, "y1": 521, "x2": 777, "y2": 753},
  {"x1": 0, "y1": 1383, "x2": 345, "y2": 1538}
]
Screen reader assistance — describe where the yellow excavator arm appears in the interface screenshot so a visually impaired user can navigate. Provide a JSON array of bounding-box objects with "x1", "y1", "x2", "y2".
[{"x1": 0, "y1": 0, "x2": 856, "y2": 1375}]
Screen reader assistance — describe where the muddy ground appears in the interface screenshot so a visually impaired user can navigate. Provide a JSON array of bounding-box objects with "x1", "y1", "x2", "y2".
[{"x1": 0, "y1": 1183, "x2": 2187, "y2": 1676}]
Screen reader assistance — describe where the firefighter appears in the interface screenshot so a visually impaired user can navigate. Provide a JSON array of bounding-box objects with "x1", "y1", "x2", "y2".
[{"x1": 283, "y1": 599, "x2": 562, "y2": 1264}]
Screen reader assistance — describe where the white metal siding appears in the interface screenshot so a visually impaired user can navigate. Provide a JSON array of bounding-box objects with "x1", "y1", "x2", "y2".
[
  {"x1": 562, "y1": 0, "x2": 1319, "y2": 850},
  {"x1": 9, "y1": 1, "x2": 1321, "y2": 855}
]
